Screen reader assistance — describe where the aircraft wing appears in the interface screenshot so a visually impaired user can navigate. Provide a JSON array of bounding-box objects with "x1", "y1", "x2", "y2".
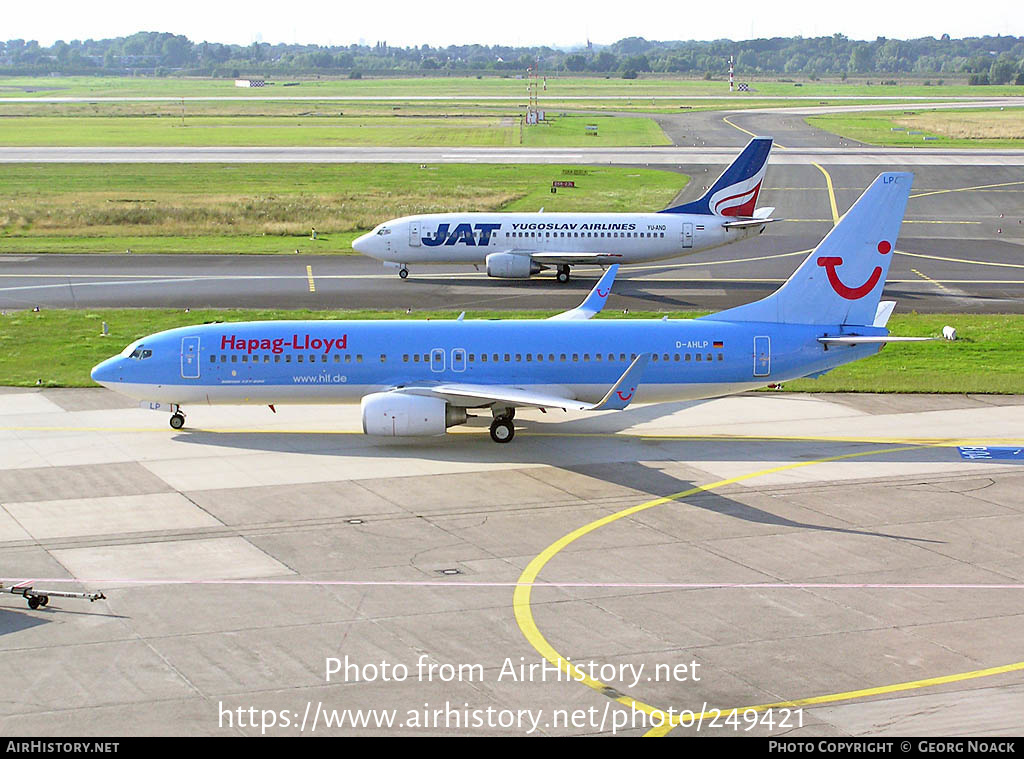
[
  {"x1": 397, "y1": 353, "x2": 650, "y2": 412},
  {"x1": 529, "y1": 251, "x2": 626, "y2": 266}
]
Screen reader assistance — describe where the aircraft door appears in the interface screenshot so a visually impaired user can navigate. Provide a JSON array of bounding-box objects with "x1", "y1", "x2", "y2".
[
  {"x1": 451, "y1": 348, "x2": 466, "y2": 372},
  {"x1": 753, "y1": 336, "x2": 771, "y2": 377},
  {"x1": 430, "y1": 348, "x2": 445, "y2": 373},
  {"x1": 682, "y1": 222, "x2": 694, "y2": 248},
  {"x1": 409, "y1": 222, "x2": 421, "y2": 247},
  {"x1": 181, "y1": 336, "x2": 200, "y2": 379}
]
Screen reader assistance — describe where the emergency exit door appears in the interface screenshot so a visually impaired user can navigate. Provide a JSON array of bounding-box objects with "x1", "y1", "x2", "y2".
[
  {"x1": 181, "y1": 336, "x2": 200, "y2": 379},
  {"x1": 753, "y1": 336, "x2": 771, "y2": 377}
]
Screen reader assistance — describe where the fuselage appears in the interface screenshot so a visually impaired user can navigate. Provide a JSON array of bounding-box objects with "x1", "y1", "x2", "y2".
[
  {"x1": 91, "y1": 318, "x2": 882, "y2": 407},
  {"x1": 351, "y1": 211, "x2": 763, "y2": 266}
]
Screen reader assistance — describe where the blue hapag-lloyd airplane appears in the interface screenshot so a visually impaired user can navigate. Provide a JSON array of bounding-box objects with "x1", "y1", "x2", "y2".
[
  {"x1": 351, "y1": 137, "x2": 777, "y2": 283},
  {"x1": 92, "y1": 172, "x2": 928, "y2": 444}
]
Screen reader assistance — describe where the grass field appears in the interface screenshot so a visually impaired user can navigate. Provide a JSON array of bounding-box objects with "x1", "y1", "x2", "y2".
[
  {"x1": 0, "y1": 308, "x2": 1018, "y2": 393},
  {"x1": 0, "y1": 163, "x2": 687, "y2": 254},
  {"x1": 0, "y1": 113, "x2": 669, "y2": 147},
  {"x1": 3, "y1": 74, "x2": 1022, "y2": 99},
  {"x1": 807, "y1": 107, "x2": 1024, "y2": 148}
]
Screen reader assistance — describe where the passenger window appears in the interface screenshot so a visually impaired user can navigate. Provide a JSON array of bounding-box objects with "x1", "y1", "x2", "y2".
[
  {"x1": 357, "y1": 355, "x2": 363, "y2": 363},
  {"x1": 297, "y1": 355, "x2": 303, "y2": 363}
]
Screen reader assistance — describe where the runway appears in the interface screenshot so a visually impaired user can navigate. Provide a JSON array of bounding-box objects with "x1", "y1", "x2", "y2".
[
  {"x1": 2, "y1": 388, "x2": 1023, "y2": 735},
  {"x1": 1, "y1": 145, "x2": 1022, "y2": 165},
  {"x1": 2, "y1": 164, "x2": 1021, "y2": 313}
]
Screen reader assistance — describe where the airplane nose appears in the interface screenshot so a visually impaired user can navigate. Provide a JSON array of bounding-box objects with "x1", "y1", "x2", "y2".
[
  {"x1": 351, "y1": 232, "x2": 372, "y2": 254},
  {"x1": 90, "y1": 356, "x2": 121, "y2": 386}
]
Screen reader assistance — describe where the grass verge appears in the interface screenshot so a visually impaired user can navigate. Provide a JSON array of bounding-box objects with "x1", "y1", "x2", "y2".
[
  {"x1": 0, "y1": 114, "x2": 668, "y2": 147},
  {"x1": 0, "y1": 163, "x2": 686, "y2": 254},
  {"x1": 807, "y1": 108, "x2": 1024, "y2": 148},
  {"x1": 0, "y1": 309, "x2": 1017, "y2": 393}
]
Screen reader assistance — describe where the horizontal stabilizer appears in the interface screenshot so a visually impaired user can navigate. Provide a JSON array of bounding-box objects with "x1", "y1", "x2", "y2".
[
  {"x1": 818, "y1": 336, "x2": 935, "y2": 345},
  {"x1": 722, "y1": 217, "x2": 780, "y2": 229}
]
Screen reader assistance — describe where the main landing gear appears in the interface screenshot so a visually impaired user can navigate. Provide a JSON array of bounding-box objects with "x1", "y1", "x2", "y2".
[
  {"x1": 489, "y1": 408, "x2": 516, "y2": 444},
  {"x1": 556, "y1": 265, "x2": 571, "y2": 284},
  {"x1": 169, "y1": 404, "x2": 186, "y2": 430}
]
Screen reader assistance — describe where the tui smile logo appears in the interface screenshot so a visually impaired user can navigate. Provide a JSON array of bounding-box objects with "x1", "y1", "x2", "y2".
[
  {"x1": 816, "y1": 241, "x2": 891, "y2": 300},
  {"x1": 616, "y1": 388, "x2": 635, "y2": 402}
]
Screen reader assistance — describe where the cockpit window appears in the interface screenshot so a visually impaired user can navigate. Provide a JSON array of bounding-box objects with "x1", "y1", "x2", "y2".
[
  {"x1": 376, "y1": 226, "x2": 391, "y2": 236},
  {"x1": 128, "y1": 347, "x2": 153, "y2": 360}
]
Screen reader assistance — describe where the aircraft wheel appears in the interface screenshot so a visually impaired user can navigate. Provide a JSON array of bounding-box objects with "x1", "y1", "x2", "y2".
[
  {"x1": 399, "y1": 267, "x2": 409, "y2": 279},
  {"x1": 28, "y1": 597, "x2": 40, "y2": 610},
  {"x1": 39, "y1": 596, "x2": 49, "y2": 607},
  {"x1": 489, "y1": 419, "x2": 515, "y2": 444},
  {"x1": 556, "y1": 266, "x2": 570, "y2": 284},
  {"x1": 169, "y1": 413, "x2": 185, "y2": 430}
]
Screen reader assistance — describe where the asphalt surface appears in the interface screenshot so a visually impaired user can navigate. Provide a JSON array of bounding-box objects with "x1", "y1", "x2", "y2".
[{"x1": 3, "y1": 389, "x2": 1023, "y2": 736}]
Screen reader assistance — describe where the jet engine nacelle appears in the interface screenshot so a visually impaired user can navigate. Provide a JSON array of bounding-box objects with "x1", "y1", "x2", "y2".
[
  {"x1": 360, "y1": 392, "x2": 467, "y2": 437},
  {"x1": 485, "y1": 252, "x2": 541, "y2": 279}
]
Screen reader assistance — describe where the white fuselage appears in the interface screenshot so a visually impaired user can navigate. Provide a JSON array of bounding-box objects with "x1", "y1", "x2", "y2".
[{"x1": 352, "y1": 212, "x2": 763, "y2": 268}]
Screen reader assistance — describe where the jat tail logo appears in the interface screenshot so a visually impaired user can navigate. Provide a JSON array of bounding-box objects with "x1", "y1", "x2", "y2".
[
  {"x1": 709, "y1": 160, "x2": 767, "y2": 217},
  {"x1": 423, "y1": 222, "x2": 501, "y2": 247},
  {"x1": 711, "y1": 179, "x2": 763, "y2": 217},
  {"x1": 817, "y1": 241, "x2": 891, "y2": 300}
]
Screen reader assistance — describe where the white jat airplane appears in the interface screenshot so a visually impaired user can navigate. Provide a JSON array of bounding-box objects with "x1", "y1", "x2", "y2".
[{"x1": 351, "y1": 137, "x2": 777, "y2": 283}]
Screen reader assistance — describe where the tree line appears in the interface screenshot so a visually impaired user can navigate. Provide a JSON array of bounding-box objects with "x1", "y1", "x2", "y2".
[{"x1": 2, "y1": 32, "x2": 1023, "y2": 83}]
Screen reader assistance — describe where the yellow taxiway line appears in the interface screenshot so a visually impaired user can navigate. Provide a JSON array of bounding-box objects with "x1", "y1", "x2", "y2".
[{"x1": 512, "y1": 441, "x2": 1024, "y2": 737}]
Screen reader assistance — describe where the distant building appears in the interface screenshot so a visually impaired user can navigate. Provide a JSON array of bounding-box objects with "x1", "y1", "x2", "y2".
[{"x1": 235, "y1": 78, "x2": 266, "y2": 87}]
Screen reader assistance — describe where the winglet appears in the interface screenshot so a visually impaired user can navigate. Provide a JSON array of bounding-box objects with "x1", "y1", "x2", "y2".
[
  {"x1": 548, "y1": 265, "x2": 619, "y2": 321},
  {"x1": 589, "y1": 352, "x2": 649, "y2": 411}
]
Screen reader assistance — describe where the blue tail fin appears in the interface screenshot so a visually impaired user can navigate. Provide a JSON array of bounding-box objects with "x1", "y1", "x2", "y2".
[
  {"x1": 659, "y1": 137, "x2": 773, "y2": 217},
  {"x1": 705, "y1": 172, "x2": 913, "y2": 326}
]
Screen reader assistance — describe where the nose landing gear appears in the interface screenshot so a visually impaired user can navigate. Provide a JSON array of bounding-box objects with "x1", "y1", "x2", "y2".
[{"x1": 169, "y1": 404, "x2": 186, "y2": 430}]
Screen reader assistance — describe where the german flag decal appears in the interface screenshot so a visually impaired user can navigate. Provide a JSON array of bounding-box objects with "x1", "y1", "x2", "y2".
[{"x1": 713, "y1": 341, "x2": 724, "y2": 348}]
